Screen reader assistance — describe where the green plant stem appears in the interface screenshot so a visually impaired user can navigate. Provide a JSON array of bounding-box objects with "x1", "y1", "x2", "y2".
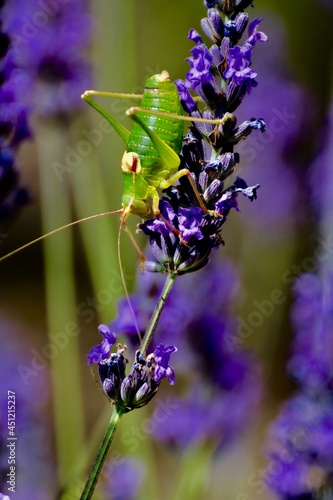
[
  {"x1": 172, "y1": 441, "x2": 216, "y2": 500},
  {"x1": 80, "y1": 407, "x2": 124, "y2": 500},
  {"x1": 37, "y1": 121, "x2": 84, "y2": 484},
  {"x1": 140, "y1": 272, "x2": 177, "y2": 354}
]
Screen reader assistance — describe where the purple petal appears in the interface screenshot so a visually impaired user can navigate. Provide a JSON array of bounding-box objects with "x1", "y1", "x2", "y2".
[
  {"x1": 247, "y1": 18, "x2": 268, "y2": 45},
  {"x1": 87, "y1": 324, "x2": 117, "y2": 365},
  {"x1": 178, "y1": 206, "x2": 204, "y2": 243},
  {"x1": 87, "y1": 339, "x2": 112, "y2": 365},
  {"x1": 98, "y1": 324, "x2": 118, "y2": 344},
  {"x1": 175, "y1": 79, "x2": 198, "y2": 114},
  {"x1": 188, "y1": 29, "x2": 202, "y2": 44},
  {"x1": 152, "y1": 344, "x2": 177, "y2": 385}
]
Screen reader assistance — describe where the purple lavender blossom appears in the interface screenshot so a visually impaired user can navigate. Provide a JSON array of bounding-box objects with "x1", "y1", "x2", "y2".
[
  {"x1": 150, "y1": 344, "x2": 177, "y2": 385},
  {"x1": 88, "y1": 327, "x2": 177, "y2": 412},
  {"x1": 141, "y1": 158, "x2": 259, "y2": 275},
  {"x1": 0, "y1": 1, "x2": 30, "y2": 220},
  {"x1": 4, "y1": 0, "x2": 92, "y2": 118},
  {"x1": 223, "y1": 18, "x2": 267, "y2": 96},
  {"x1": 140, "y1": 1, "x2": 266, "y2": 275},
  {"x1": 87, "y1": 324, "x2": 118, "y2": 365},
  {"x1": 224, "y1": 44, "x2": 258, "y2": 89}
]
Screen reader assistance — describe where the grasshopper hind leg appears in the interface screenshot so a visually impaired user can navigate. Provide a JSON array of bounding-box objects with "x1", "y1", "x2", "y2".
[{"x1": 151, "y1": 193, "x2": 190, "y2": 247}]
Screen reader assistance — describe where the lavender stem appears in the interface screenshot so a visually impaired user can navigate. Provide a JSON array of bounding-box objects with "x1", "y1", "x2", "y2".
[
  {"x1": 140, "y1": 273, "x2": 177, "y2": 354},
  {"x1": 80, "y1": 406, "x2": 124, "y2": 500}
]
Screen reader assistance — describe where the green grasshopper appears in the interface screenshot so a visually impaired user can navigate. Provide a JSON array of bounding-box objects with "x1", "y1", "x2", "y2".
[
  {"x1": 0, "y1": 70, "x2": 230, "y2": 263},
  {"x1": 81, "y1": 70, "x2": 229, "y2": 229}
]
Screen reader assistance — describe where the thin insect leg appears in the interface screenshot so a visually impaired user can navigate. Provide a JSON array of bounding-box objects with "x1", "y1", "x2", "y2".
[
  {"x1": 181, "y1": 169, "x2": 223, "y2": 218},
  {"x1": 122, "y1": 224, "x2": 146, "y2": 272},
  {"x1": 81, "y1": 93, "x2": 130, "y2": 145},
  {"x1": 90, "y1": 366, "x2": 104, "y2": 394},
  {"x1": 160, "y1": 169, "x2": 223, "y2": 218},
  {"x1": 117, "y1": 220, "x2": 143, "y2": 344},
  {"x1": 0, "y1": 209, "x2": 123, "y2": 262},
  {"x1": 151, "y1": 193, "x2": 188, "y2": 246},
  {"x1": 83, "y1": 90, "x2": 143, "y2": 100},
  {"x1": 126, "y1": 106, "x2": 235, "y2": 126},
  {"x1": 154, "y1": 209, "x2": 182, "y2": 236}
]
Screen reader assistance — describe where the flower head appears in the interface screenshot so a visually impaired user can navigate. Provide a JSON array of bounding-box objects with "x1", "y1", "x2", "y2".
[
  {"x1": 140, "y1": 1, "x2": 266, "y2": 275},
  {"x1": 88, "y1": 326, "x2": 177, "y2": 412}
]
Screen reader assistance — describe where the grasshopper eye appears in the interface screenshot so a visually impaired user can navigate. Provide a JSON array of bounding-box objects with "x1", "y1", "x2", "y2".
[{"x1": 121, "y1": 152, "x2": 142, "y2": 174}]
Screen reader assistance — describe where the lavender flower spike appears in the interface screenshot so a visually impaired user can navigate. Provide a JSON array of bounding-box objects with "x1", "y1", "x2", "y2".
[
  {"x1": 88, "y1": 326, "x2": 177, "y2": 412},
  {"x1": 141, "y1": 1, "x2": 266, "y2": 275},
  {"x1": 266, "y1": 271, "x2": 333, "y2": 498},
  {"x1": 0, "y1": 1, "x2": 30, "y2": 220}
]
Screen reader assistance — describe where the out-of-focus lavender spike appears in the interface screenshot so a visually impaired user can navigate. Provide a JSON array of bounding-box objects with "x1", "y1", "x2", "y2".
[
  {"x1": 265, "y1": 89, "x2": 333, "y2": 497},
  {"x1": 0, "y1": 1, "x2": 30, "y2": 222},
  {"x1": 4, "y1": 0, "x2": 93, "y2": 119},
  {"x1": 140, "y1": 1, "x2": 266, "y2": 275}
]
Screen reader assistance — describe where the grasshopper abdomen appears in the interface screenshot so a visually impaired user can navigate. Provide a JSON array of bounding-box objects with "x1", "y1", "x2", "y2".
[{"x1": 126, "y1": 71, "x2": 184, "y2": 181}]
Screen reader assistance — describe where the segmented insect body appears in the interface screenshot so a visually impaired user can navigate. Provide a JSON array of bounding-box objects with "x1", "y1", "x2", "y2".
[
  {"x1": 120, "y1": 71, "x2": 184, "y2": 220},
  {"x1": 127, "y1": 72, "x2": 184, "y2": 180}
]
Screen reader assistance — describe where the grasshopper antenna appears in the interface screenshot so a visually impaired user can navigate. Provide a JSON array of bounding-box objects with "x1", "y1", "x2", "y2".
[
  {"x1": 0, "y1": 209, "x2": 123, "y2": 262},
  {"x1": 117, "y1": 218, "x2": 143, "y2": 344}
]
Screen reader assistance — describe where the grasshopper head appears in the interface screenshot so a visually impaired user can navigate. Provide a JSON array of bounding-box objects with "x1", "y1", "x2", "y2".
[{"x1": 121, "y1": 152, "x2": 142, "y2": 174}]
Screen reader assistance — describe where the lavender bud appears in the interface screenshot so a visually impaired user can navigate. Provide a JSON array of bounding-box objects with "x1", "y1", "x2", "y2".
[
  {"x1": 203, "y1": 179, "x2": 224, "y2": 203},
  {"x1": 226, "y1": 118, "x2": 265, "y2": 144},
  {"x1": 234, "y1": 12, "x2": 249, "y2": 38},
  {"x1": 201, "y1": 8, "x2": 225, "y2": 44},
  {"x1": 133, "y1": 382, "x2": 151, "y2": 405},
  {"x1": 221, "y1": 36, "x2": 232, "y2": 59}
]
